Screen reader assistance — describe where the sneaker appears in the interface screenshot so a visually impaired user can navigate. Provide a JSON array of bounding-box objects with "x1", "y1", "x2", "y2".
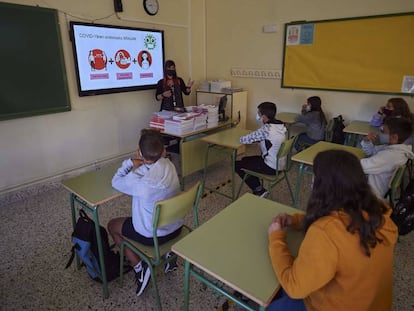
[
  {"x1": 164, "y1": 252, "x2": 178, "y2": 273},
  {"x1": 259, "y1": 191, "x2": 269, "y2": 198},
  {"x1": 253, "y1": 187, "x2": 269, "y2": 198},
  {"x1": 135, "y1": 261, "x2": 151, "y2": 297}
]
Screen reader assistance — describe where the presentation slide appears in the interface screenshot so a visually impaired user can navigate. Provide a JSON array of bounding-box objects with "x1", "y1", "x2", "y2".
[{"x1": 70, "y1": 22, "x2": 164, "y2": 96}]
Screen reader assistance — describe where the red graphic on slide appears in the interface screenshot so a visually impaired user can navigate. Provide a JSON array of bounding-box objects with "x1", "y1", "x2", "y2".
[
  {"x1": 88, "y1": 49, "x2": 107, "y2": 71},
  {"x1": 137, "y1": 50, "x2": 152, "y2": 69},
  {"x1": 115, "y1": 49, "x2": 132, "y2": 69}
]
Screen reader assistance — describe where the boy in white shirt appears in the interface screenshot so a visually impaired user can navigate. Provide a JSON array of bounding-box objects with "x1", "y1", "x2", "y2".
[
  {"x1": 236, "y1": 102, "x2": 287, "y2": 197},
  {"x1": 108, "y1": 129, "x2": 180, "y2": 296},
  {"x1": 360, "y1": 117, "x2": 414, "y2": 199}
]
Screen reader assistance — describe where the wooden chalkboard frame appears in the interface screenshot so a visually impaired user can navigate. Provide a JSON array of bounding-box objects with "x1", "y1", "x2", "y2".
[
  {"x1": 281, "y1": 12, "x2": 414, "y2": 95},
  {"x1": 0, "y1": 3, "x2": 70, "y2": 121}
]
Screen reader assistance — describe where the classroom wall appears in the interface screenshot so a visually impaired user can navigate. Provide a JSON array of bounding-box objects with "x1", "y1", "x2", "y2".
[
  {"x1": 1, "y1": 0, "x2": 414, "y2": 195},
  {"x1": 0, "y1": 0, "x2": 204, "y2": 194},
  {"x1": 204, "y1": 0, "x2": 414, "y2": 129}
]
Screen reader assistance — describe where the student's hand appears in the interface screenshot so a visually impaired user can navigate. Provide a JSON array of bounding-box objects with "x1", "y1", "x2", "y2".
[
  {"x1": 363, "y1": 132, "x2": 377, "y2": 142},
  {"x1": 131, "y1": 158, "x2": 144, "y2": 168},
  {"x1": 268, "y1": 221, "x2": 282, "y2": 233},
  {"x1": 273, "y1": 213, "x2": 293, "y2": 227},
  {"x1": 268, "y1": 213, "x2": 293, "y2": 234}
]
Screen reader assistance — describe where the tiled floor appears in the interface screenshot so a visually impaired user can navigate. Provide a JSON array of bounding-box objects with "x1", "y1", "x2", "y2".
[{"x1": 0, "y1": 145, "x2": 413, "y2": 310}]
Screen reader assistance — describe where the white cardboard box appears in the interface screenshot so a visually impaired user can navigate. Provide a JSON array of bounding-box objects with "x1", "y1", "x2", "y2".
[{"x1": 210, "y1": 80, "x2": 231, "y2": 93}]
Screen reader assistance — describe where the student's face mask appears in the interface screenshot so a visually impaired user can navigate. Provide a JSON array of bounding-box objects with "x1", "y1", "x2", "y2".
[
  {"x1": 305, "y1": 105, "x2": 311, "y2": 112},
  {"x1": 379, "y1": 132, "x2": 390, "y2": 144},
  {"x1": 256, "y1": 113, "x2": 262, "y2": 122}
]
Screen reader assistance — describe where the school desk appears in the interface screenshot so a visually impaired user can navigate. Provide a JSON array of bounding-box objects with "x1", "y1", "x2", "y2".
[
  {"x1": 343, "y1": 120, "x2": 379, "y2": 146},
  {"x1": 200, "y1": 127, "x2": 251, "y2": 201},
  {"x1": 162, "y1": 121, "x2": 236, "y2": 189},
  {"x1": 291, "y1": 141, "x2": 365, "y2": 207},
  {"x1": 172, "y1": 193, "x2": 304, "y2": 311},
  {"x1": 277, "y1": 112, "x2": 299, "y2": 137},
  {"x1": 62, "y1": 163, "x2": 122, "y2": 299}
]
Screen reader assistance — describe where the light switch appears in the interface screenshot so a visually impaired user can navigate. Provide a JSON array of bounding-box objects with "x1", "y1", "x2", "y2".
[{"x1": 263, "y1": 24, "x2": 278, "y2": 33}]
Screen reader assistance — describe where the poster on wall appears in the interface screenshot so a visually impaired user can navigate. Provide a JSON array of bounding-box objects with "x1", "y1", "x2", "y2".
[{"x1": 70, "y1": 21, "x2": 165, "y2": 96}]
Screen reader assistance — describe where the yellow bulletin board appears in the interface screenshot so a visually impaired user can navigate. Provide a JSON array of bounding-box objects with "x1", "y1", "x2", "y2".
[{"x1": 281, "y1": 12, "x2": 414, "y2": 95}]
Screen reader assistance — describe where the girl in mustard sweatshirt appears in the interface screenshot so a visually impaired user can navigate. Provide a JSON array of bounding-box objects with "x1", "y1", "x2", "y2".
[{"x1": 267, "y1": 149, "x2": 398, "y2": 311}]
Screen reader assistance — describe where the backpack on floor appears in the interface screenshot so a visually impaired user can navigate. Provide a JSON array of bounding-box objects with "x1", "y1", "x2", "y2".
[
  {"x1": 331, "y1": 115, "x2": 346, "y2": 144},
  {"x1": 65, "y1": 209, "x2": 122, "y2": 282},
  {"x1": 391, "y1": 163, "x2": 414, "y2": 235}
]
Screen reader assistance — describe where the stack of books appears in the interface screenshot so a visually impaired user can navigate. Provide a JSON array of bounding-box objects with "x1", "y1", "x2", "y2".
[
  {"x1": 193, "y1": 112, "x2": 208, "y2": 131},
  {"x1": 198, "y1": 104, "x2": 219, "y2": 128},
  {"x1": 149, "y1": 115, "x2": 166, "y2": 130},
  {"x1": 164, "y1": 114, "x2": 194, "y2": 135},
  {"x1": 149, "y1": 110, "x2": 177, "y2": 131}
]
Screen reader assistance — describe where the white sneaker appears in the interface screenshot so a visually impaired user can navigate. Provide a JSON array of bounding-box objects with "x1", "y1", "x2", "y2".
[{"x1": 135, "y1": 261, "x2": 151, "y2": 296}]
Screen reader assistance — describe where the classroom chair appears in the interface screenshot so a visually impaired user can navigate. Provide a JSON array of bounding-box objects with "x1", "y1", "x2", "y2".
[
  {"x1": 385, "y1": 164, "x2": 407, "y2": 208},
  {"x1": 325, "y1": 118, "x2": 335, "y2": 142},
  {"x1": 236, "y1": 136, "x2": 297, "y2": 204},
  {"x1": 119, "y1": 181, "x2": 202, "y2": 311}
]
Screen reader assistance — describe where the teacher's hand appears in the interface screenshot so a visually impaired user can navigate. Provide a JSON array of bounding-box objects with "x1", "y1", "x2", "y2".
[
  {"x1": 162, "y1": 90, "x2": 172, "y2": 98},
  {"x1": 187, "y1": 78, "x2": 194, "y2": 88}
]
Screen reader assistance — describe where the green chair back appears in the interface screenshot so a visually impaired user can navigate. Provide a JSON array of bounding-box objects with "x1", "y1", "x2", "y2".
[
  {"x1": 119, "y1": 181, "x2": 202, "y2": 310},
  {"x1": 236, "y1": 136, "x2": 297, "y2": 203},
  {"x1": 387, "y1": 165, "x2": 406, "y2": 207},
  {"x1": 325, "y1": 118, "x2": 335, "y2": 142}
]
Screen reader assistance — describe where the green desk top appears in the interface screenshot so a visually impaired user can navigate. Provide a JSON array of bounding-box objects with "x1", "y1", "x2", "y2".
[
  {"x1": 292, "y1": 141, "x2": 365, "y2": 165},
  {"x1": 200, "y1": 127, "x2": 251, "y2": 149},
  {"x1": 277, "y1": 112, "x2": 299, "y2": 124},
  {"x1": 172, "y1": 193, "x2": 304, "y2": 307},
  {"x1": 343, "y1": 120, "x2": 380, "y2": 135},
  {"x1": 61, "y1": 163, "x2": 122, "y2": 206}
]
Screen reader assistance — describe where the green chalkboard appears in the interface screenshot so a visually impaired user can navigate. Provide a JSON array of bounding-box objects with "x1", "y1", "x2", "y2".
[{"x1": 0, "y1": 2, "x2": 70, "y2": 121}]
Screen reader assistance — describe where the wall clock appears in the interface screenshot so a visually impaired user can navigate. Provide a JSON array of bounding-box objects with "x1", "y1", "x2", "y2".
[{"x1": 143, "y1": 0, "x2": 159, "y2": 16}]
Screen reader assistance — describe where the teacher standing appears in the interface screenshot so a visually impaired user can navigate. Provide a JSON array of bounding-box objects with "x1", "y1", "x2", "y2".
[{"x1": 155, "y1": 60, "x2": 194, "y2": 112}]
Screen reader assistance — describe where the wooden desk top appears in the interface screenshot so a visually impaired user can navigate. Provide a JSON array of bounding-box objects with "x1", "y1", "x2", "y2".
[
  {"x1": 292, "y1": 141, "x2": 365, "y2": 165},
  {"x1": 200, "y1": 127, "x2": 251, "y2": 149},
  {"x1": 172, "y1": 193, "x2": 303, "y2": 307},
  {"x1": 277, "y1": 112, "x2": 299, "y2": 124},
  {"x1": 61, "y1": 163, "x2": 122, "y2": 206},
  {"x1": 343, "y1": 120, "x2": 380, "y2": 135}
]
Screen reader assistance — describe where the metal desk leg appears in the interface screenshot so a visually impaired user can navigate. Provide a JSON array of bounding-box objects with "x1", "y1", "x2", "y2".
[
  {"x1": 183, "y1": 260, "x2": 191, "y2": 311},
  {"x1": 69, "y1": 193, "x2": 81, "y2": 269},
  {"x1": 91, "y1": 207, "x2": 109, "y2": 299},
  {"x1": 179, "y1": 138, "x2": 185, "y2": 190},
  {"x1": 231, "y1": 149, "x2": 237, "y2": 201},
  {"x1": 201, "y1": 144, "x2": 213, "y2": 196},
  {"x1": 293, "y1": 163, "x2": 305, "y2": 208}
]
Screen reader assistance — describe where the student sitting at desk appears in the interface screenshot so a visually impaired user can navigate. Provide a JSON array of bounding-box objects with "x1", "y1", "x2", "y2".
[
  {"x1": 108, "y1": 129, "x2": 181, "y2": 297},
  {"x1": 370, "y1": 97, "x2": 414, "y2": 144},
  {"x1": 360, "y1": 117, "x2": 414, "y2": 199},
  {"x1": 235, "y1": 101, "x2": 286, "y2": 197},
  {"x1": 293, "y1": 96, "x2": 327, "y2": 152},
  {"x1": 267, "y1": 149, "x2": 398, "y2": 311}
]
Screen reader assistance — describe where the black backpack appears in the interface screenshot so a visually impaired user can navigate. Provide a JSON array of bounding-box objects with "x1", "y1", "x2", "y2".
[
  {"x1": 331, "y1": 115, "x2": 346, "y2": 144},
  {"x1": 391, "y1": 163, "x2": 414, "y2": 235},
  {"x1": 65, "y1": 210, "x2": 125, "y2": 282}
]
